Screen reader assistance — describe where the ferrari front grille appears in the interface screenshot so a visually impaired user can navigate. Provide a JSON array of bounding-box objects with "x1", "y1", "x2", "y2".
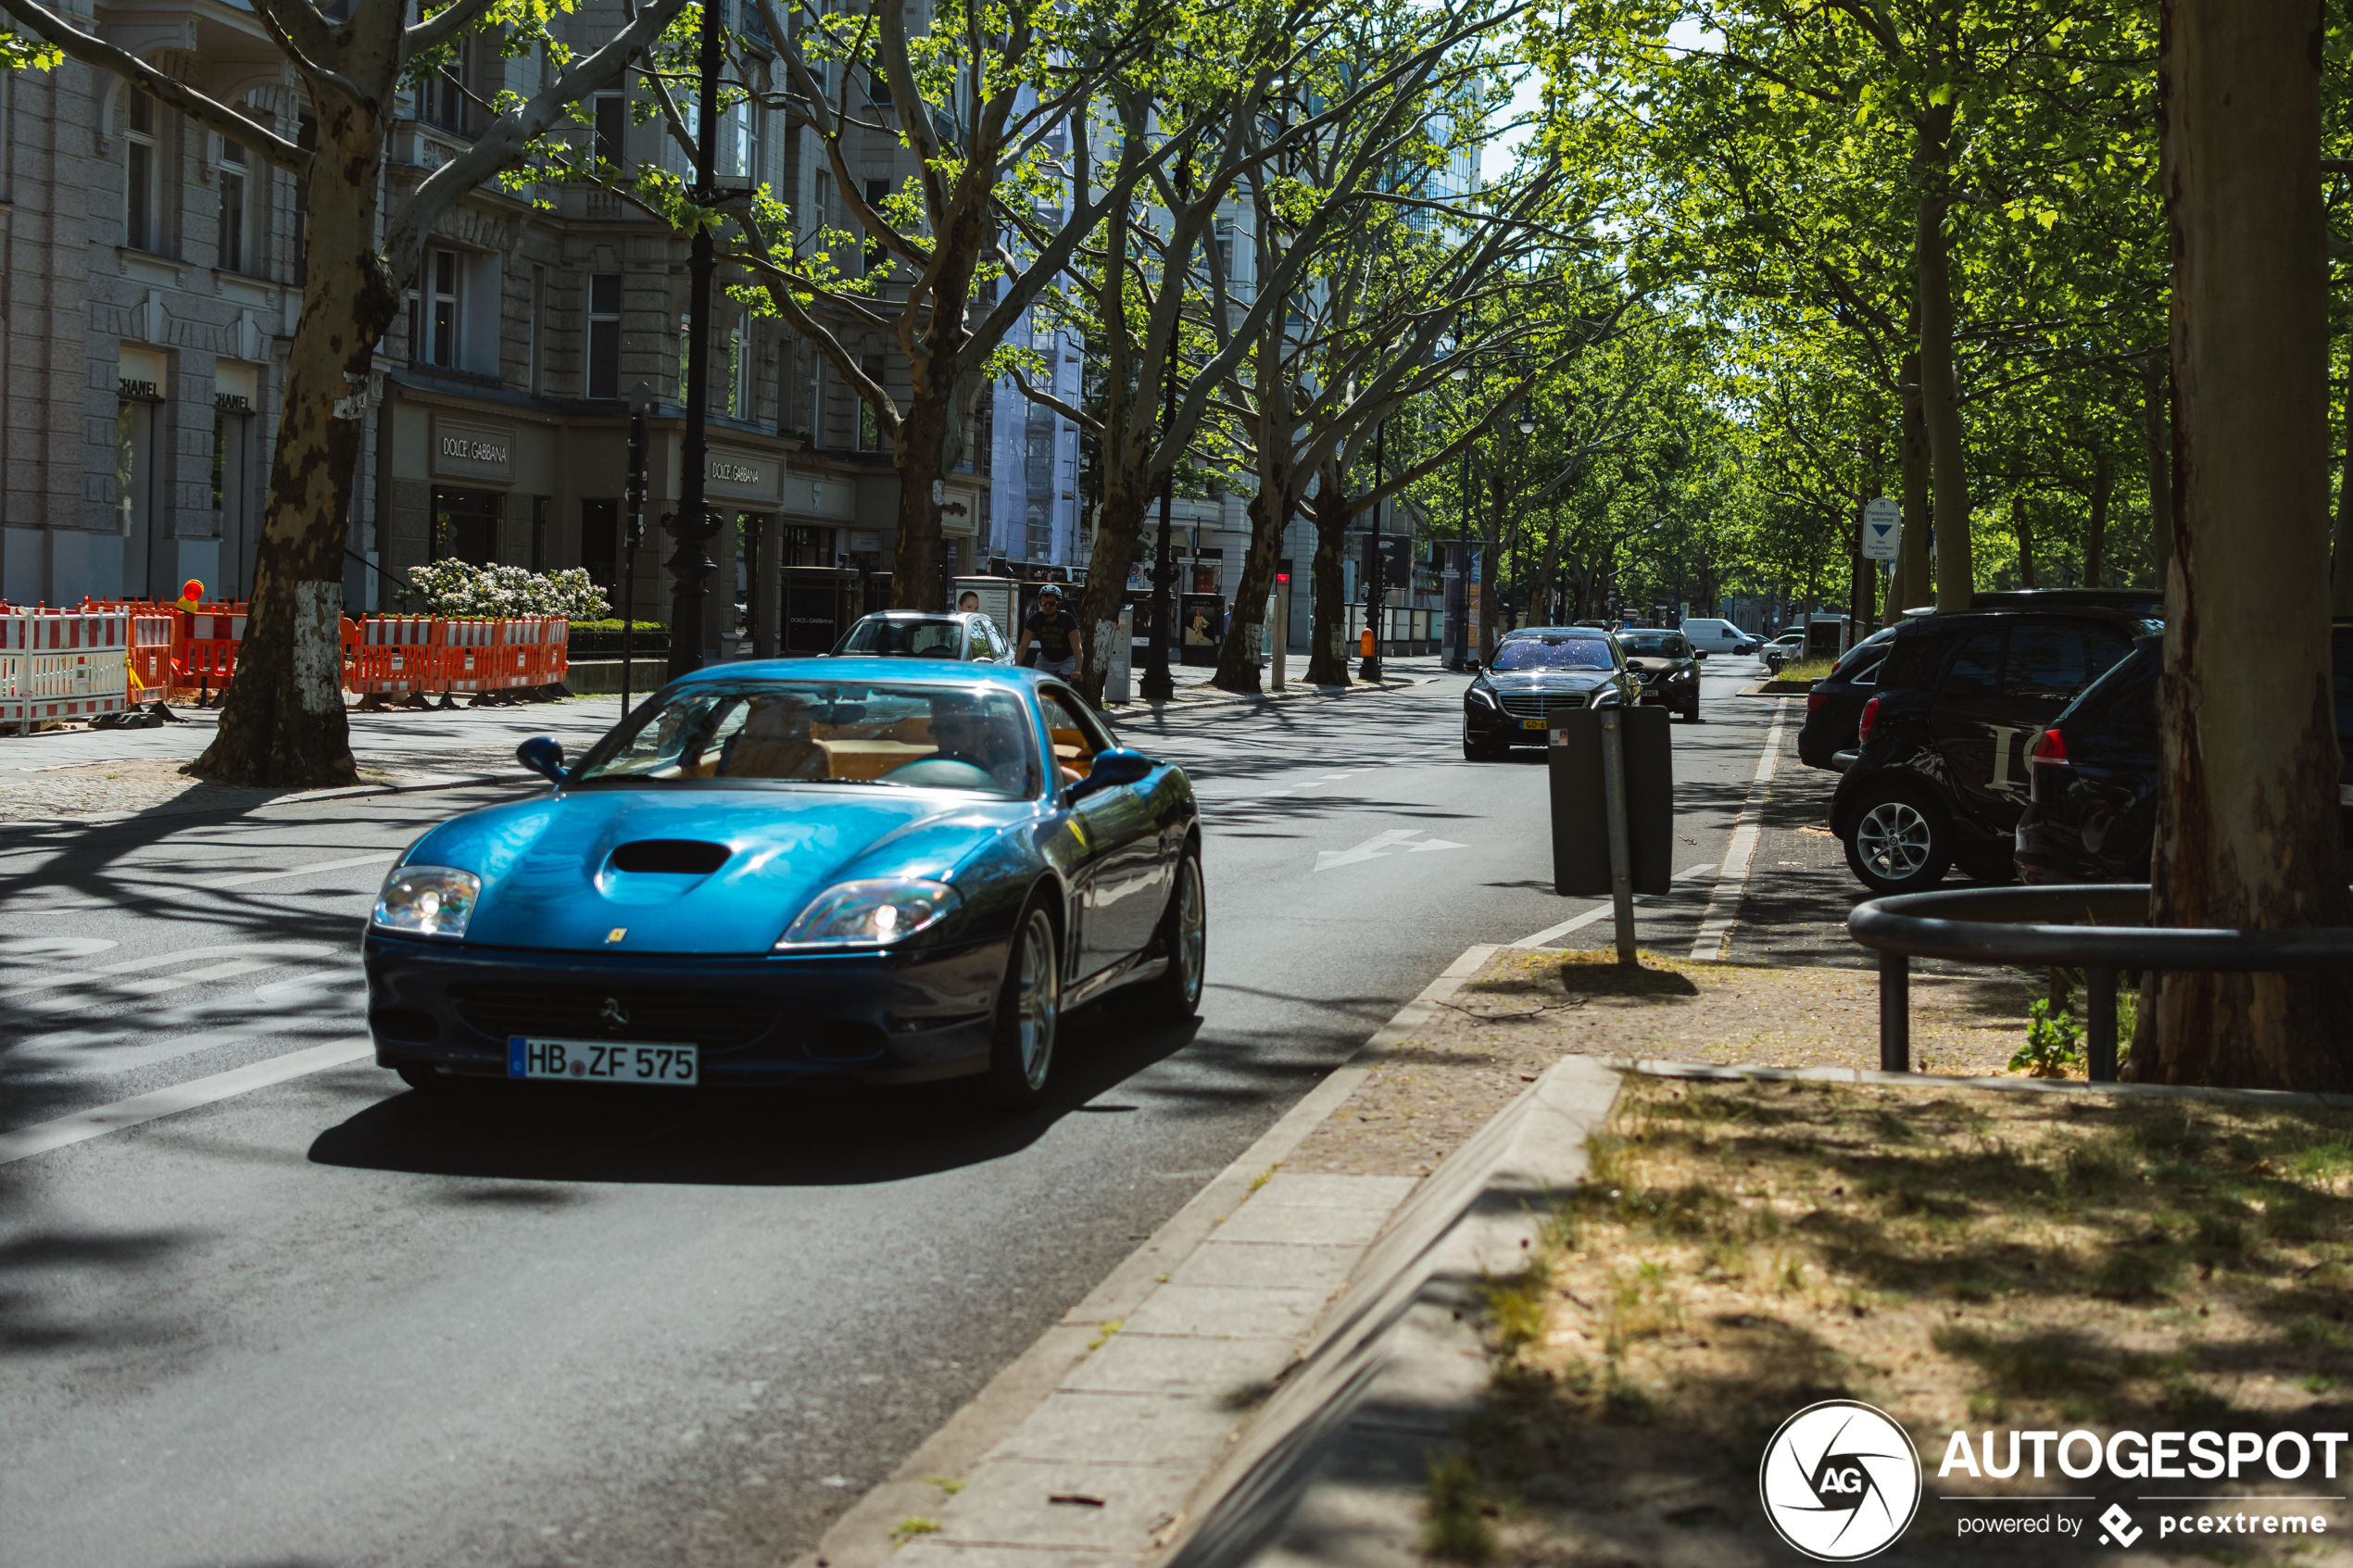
[{"x1": 449, "y1": 984, "x2": 779, "y2": 1049}]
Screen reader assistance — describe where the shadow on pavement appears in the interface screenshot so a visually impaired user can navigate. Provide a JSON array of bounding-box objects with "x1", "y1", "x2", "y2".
[{"x1": 305, "y1": 1005, "x2": 1230, "y2": 1186}]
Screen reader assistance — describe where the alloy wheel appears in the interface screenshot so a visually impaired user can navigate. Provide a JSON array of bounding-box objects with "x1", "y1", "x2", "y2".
[
  {"x1": 1856, "y1": 799, "x2": 1935, "y2": 882},
  {"x1": 1172, "y1": 856, "x2": 1206, "y2": 1008},
  {"x1": 1015, "y1": 911, "x2": 1059, "y2": 1091}
]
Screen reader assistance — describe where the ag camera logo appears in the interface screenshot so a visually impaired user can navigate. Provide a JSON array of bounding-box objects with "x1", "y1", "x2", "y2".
[{"x1": 1759, "y1": 1399, "x2": 1923, "y2": 1561}]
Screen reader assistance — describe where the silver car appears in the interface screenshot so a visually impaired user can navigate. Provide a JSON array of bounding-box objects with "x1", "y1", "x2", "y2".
[{"x1": 829, "y1": 610, "x2": 1015, "y2": 664}]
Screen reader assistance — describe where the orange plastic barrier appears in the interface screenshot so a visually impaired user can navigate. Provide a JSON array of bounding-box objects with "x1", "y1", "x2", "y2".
[
  {"x1": 181, "y1": 609, "x2": 246, "y2": 689},
  {"x1": 344, "y1": 615, "x2": 440, "y2": 699}
]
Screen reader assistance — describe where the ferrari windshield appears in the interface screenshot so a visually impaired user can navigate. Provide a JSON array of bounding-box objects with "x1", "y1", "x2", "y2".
[
  {"x1": 1491, "y1": 636, "x2": 1616, "y2": 671},
  {"x1": 575, "y1": 681, "x2": 1039, "y2": 797},
  {"x1": 837, "y1": 618, "x2": 963, "y2": 657}
]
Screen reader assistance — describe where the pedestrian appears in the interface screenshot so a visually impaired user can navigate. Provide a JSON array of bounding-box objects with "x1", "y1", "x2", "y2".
[{"x1": 1017, "y1": 587, "x2": 1082, "y2": 678}]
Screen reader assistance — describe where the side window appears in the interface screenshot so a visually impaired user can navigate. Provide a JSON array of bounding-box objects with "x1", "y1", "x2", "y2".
[
  {"x1": 1040, "y1": 691, "x2": 1109, "y2": 781},
  {"x1": 1939, "y1": 629, "x2": 2005, "y2": 705},
  {"x1": 2006, "y1": 624, "x2": 2129, "y2": 704}
]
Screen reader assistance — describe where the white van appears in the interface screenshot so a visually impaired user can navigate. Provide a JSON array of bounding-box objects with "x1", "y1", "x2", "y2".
[{"x1": 1680, "y1": 618, "x2": 1755, "y2": 656}]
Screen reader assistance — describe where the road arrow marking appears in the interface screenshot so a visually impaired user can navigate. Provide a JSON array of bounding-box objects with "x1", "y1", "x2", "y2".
[
  {"x1": 1315, "y1": 828, "x2": 1463, "y2": 871},
  {"x1": 1405, "y1": 836, "x2": 1468, "y2": 853}
]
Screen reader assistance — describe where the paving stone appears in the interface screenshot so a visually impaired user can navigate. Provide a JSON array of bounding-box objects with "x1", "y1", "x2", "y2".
[
  {"x1": 1168, "y1": 1240, "x2": 1363, "y2": 1292},
  {"x1": 1212, "y1": 1199, "x2": 1392, "y2": 1248},
  {"x1": 989, "y1": 1388, "x2": 1238, "y2": 1468},
  {"x1": 931, "y1": 1459, "x2": 1200, "y2": 1551},
  {"x1": 1061, "y1": 1329, "x2": 1295, "y2": 1399},
  {"x1": 1248, "y1": 1173, "x2": 1420, "y2": 1210},
  {"x1": 1121, "y1": 1283, "x2": 1330, "y2": 1340}
]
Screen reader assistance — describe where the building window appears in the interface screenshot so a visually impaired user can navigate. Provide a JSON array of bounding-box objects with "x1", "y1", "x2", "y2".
[
  {"x1": 580, "y1": 497, "x2": 620, "y2": 588},
  {"x1": 217, "y1": 136, "x2": 249, "y2": 273},
  {"x1": 677, "y1": 312, "x2": 692, "y2": 403},
  {"x1": 586, "y1": 272, "x2": 622, "y2": 397},
  {"x1": 723, "y1": 96, "x2": 756, "y2": 182},
  {"x1": 726, "y1": 325, "x2": 746, "y2": 419},
  {"x1": 409, "y1": 248, "x2": 463, "y2": 367},
  {"x1": 592, "y1": 93, "x2": 625, "y2": 167},
  {"x1": 857, "y1": 355, "x2": 885, "y2": 452},
  {"x1": 432, "y1": 488, "x2": 500, "y2": 565},
  {"x1": 862, "y1": 179, "x2": 889, "y2": 272},
  {"x1": 124, "y1": 91, "x2": 157, "y2": 252},
  {"x1": 423, "y1": 41, "x2": 468, "y2": 132}
]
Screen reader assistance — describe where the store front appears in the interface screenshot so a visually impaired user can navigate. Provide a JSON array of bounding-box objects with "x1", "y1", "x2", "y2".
[
  {"x1": 115, "y1": 347, "x2": 168, "y2": 598},
  {"x1": 212, "y1": 362, "x2": 259, "y2": 597}
]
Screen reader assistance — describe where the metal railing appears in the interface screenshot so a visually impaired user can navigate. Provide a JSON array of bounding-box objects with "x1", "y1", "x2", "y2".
[{"x1": 1845, "y1": 884, "x2": 2353, "y2": 1080}]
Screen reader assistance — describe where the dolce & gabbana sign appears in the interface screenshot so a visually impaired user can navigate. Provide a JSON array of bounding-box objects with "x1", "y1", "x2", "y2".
[
  {"x1": 431, "y1": 417, "x2": 515, "y2": 482},
  {"x1": 705, "y1": 446, "x2": 779, "y2": 502}
]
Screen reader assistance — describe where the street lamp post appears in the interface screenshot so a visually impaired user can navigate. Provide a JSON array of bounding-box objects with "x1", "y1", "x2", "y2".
[
  {"x1": 623, "y1": 382, "x2": 654, "y2": 714},
  {"x1": 664, "y1": 0, "x2": 729, "y2": 679}
]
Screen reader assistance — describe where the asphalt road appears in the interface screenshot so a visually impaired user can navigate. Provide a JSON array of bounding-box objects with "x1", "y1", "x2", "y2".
[{"x1": 0, "y1": 655, "x2": 1789, "y2": 1568}]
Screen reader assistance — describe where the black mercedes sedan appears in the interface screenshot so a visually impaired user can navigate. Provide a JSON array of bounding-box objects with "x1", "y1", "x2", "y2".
[
  {"x1": 1463, "y1": 627, "x2": 1641, "y2": 759},
  {"x1": 1616, "y1": 627, "x2": 1704, "y2": 721}
]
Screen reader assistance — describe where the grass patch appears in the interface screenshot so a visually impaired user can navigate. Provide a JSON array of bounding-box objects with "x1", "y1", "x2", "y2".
[
  {"x1": 1423, "y1": 1449, "x2": 1499, "y2": 1563},
  {"x1": 1460, "y1": 1076, "x2": 2353, "y2": 1563}
]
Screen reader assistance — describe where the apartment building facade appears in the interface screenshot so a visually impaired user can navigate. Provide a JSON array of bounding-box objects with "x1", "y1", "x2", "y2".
[{"x1": 0, "y1": 0, "x2": 993, "y2": 648}]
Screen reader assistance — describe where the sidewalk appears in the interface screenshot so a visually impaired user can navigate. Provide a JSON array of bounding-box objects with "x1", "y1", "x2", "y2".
[{"x1": 0, "y1": 696, "x2": 624, "y2": 826}]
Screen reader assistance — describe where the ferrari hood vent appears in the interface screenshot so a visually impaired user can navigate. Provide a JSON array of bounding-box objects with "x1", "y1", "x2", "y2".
[{"x1": 608, "y1": 839, "x2": 733, "y2": 875}]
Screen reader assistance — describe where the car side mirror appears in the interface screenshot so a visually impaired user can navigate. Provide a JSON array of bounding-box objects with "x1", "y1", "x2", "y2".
[
  {"x1": 1466, "y1": 660, "x2": 1482, "y2": 673},
  {"x1": 1067, "y1": 747, "x2": 1155, "y2": 801},
  {"x1": 1693, "y1": 649, "x2": 1709, "y2": 659},
  {"x1": 516, "y1": 735, "x2": 567, "y2": 785}
]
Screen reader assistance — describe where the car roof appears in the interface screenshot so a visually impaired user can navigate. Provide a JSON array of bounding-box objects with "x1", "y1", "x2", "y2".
[
  {"x1": 854, "y1": 610, "x2": 966, "y2": 621},
  {"x1": 1505, "y1": 625, "x2": 1613, "y2": 639},
  {"x1": 670, "y1": 657, "x2": 1042, "y2": 690}
]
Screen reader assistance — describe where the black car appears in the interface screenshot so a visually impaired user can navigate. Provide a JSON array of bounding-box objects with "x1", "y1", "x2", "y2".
[
  {"x1": 2014, "y1": 627, "x2": 2353, "y2": 884},
  {"x1": 1463, "y1": 628, "x2": 1641, "y2": 759},
  {"x1": 1830, "y1": 596, "x2": 2161, "y2": 893},
  {"x1": 1615, "y1": 628, "x2": 1704, "y2": 721},
  {"x1": 1795, "y1": 625, "x2": 1900, "y2": 771}
]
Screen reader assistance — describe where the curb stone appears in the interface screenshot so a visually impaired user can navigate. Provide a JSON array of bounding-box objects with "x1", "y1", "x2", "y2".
[
  {"x1": 1158, "y1": 1054, "x2": 1621, "y2": 1568},
  {"x1": 788, "y1": 946, "x2": 1504, "y2": 1568}
]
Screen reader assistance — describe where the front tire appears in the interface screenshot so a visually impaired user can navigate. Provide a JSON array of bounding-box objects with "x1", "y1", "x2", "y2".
[
  {"x1": 1843, "y1": 790, "x2": 1954, "y2": 895},
  {"x1": 980, "y1": 903, "x2": 1061, "y2": 1111}
]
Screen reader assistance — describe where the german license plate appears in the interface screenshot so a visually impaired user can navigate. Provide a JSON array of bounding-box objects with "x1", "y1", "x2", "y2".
[
  {"x1": 508, "y1": 1036, "x2": 698, "y2": 1085},
  {"x1": 1521, "y1": 717, "x2": 1550, "y2": 731}
]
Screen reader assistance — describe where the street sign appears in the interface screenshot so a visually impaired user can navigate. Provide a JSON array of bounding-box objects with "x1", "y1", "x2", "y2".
[{"x1": 1861, "y1": 496, "x2": 1902, "y2": 562}]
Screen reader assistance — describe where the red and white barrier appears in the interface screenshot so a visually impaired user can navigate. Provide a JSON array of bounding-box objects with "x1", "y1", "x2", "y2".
[{"x1": 1, "y1": 608, "x2": 132, "y2": 730}]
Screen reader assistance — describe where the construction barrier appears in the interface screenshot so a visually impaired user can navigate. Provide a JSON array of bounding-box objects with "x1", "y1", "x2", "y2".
[
  {"x1": 343, "y1": 615, "x2": 439, "y2": 703},
  {"x1": 1, "y1": 607, "x2": 132, "y2": 730}
]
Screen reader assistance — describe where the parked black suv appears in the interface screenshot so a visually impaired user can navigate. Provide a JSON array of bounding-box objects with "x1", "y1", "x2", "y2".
[
  {"x1": 1830, "y1": 594, "x2": 2162, "y2": 893},
  {"x1": 2013, "y1": 626, "x2": 2353, "y2": 884},
  {"x1": 1795, "y1": 625, "x2": 1899, "y2": 771}
]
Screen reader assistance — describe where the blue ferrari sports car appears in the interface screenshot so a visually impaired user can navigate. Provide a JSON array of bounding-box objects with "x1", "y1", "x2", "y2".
[{"x1": 361, "y1": 660, "x2": 1204, "y2": 1110}]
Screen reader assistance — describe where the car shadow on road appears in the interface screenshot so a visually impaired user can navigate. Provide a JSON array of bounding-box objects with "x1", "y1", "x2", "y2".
[{"x1": 305, "y1": 1007, "x2": 1214, "y2": 1186}]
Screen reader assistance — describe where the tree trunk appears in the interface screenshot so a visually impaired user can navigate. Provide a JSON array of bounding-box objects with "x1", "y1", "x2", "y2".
[
  {"x1": 1211, "y1": 472, "x2": 1290, "y2": 694},
  {"x1": 2086, "y1": 445, "x2": 2112, "y2": 587},
  {"x1": 1894, "y1": 350, "x2": 1932, "y2": 612},
  {"x1": 2143, "y1": 354, "x2": 2175, "y2": 592},
  {"x1": 2334, "y1": 355, "x2": 2353, "y2": 612},
  {"x1": 2013, "y1": 495, "x2": 2035, "y2": 587},
  {"x1": 2133, "y1": 0, "x2": 2353, "y2": 1088},
  {"x1": 887, "y1": 383, "x2": 950, "y2": 613},
  {"x1": 189, "y1": 125, "x2": 394, "y2": 787},
  {"x1": 1071, "y1": 477, "x2": 1151, "y2": 705},
  {"x1": 1304, "y1": 463, "x2": 1353, "y2": 686},
  {"x1": 1916, "y1": 107, "x2": 1973, "y2": 611}
]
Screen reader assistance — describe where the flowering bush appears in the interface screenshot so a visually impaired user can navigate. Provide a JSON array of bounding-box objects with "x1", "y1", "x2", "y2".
[{"x1": 408, "y1": 561, "x2": 609, "y2": 621}]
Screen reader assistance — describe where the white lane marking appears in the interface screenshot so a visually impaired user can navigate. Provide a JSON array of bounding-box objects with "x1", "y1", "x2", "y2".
[
  {"x1": 1504, "y1": 862, "x2": 1722, "y2": 948},
  {"x1": 0, "y1": 942, "x2": 334, "y2": 999},
  {"x1": 0, "y1": 936, "x2": 119, "y2": 964},
  {"x1": 203, "y1": 851, "x2": 401, "y2": 890},
  {"x1": 1689, "y1": 698, "x2": 1790, "y2": 960},
  {"x1": 0, "y1": 1037, "x2": 373, "y2": 1166}
]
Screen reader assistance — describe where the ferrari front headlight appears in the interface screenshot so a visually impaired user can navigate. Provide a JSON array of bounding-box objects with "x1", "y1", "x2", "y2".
[
  {"x1": 371, "y1": 865, "x2": 482, "y2": 940},
  {"x1": 776, "y1": 878, "x2": 960, "y2": 949}
]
